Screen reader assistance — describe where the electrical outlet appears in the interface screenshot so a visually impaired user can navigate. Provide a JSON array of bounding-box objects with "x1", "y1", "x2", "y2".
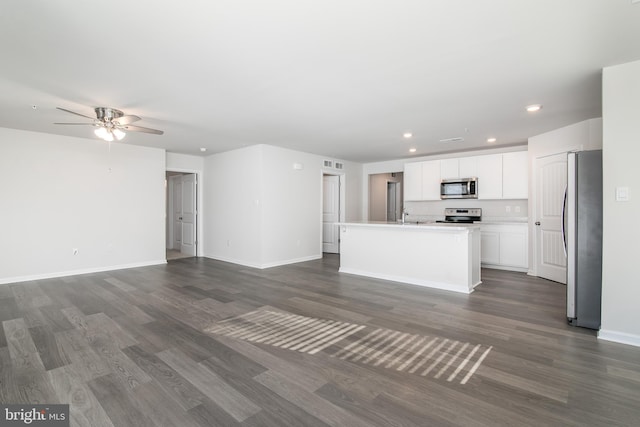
[
  {"x1": 72, "y1": 248, "x2": 79, "y2": 255},
  {"x1": 505, "y1": 206, "x2": 511, "y2": 213},
  {"x1": 514, "y1": 206, "x2": 521, "y2": 213},
  {"x1": 616, "y1": 187, "x2": 630, "y2": 202}
]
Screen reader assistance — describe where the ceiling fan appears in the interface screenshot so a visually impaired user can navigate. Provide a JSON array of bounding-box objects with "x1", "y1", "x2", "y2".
[{"x1": 54, "y1": 107, "x2": 164, "y2": 142}]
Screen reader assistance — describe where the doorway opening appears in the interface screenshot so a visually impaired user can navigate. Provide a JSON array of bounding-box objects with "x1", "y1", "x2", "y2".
[
  {"x1": 368, "y1": 172, "x2": 403, "y2": 221},
  {"x1": 166, "y1": 171, "x2": 198, "y2": 260},
  {"x1": 322, "y1": 173, "x2": 345, "y2": 254}
]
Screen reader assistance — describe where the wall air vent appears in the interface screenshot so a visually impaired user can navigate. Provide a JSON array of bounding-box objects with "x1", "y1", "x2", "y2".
[
  {"x1": 335, "y1": 162, "x2": 344, "y2": 170},
  {"x1": 439, "y1": 137, "x2": 465, "y2": 143},
  {"x1": 323, "y1": 160, "x2": 333, "y2": 168}
]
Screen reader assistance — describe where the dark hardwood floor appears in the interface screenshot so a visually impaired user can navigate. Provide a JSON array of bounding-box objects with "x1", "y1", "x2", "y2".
[{"x1": 1, "y1": 255, "x2": 639, "y2": 426}]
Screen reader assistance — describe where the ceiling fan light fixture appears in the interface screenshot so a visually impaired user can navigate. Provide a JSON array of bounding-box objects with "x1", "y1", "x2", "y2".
[
  {"x1": 56, "y1": 106, "x2": 164, "y2": 139},
  {"x1": 103, "y1": 131, "x2": 114, "y2": 142},
  {"x1": 112, "y1": 128, "x2": 126, "y2": 141},
  {"x1": 94, "y1": 127, "x2": 108, "y2": 139}
]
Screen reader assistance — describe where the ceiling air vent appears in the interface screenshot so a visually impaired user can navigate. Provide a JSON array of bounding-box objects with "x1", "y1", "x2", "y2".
[
  {"x1": 439, "y1": 137, "x2": 465, "y2": 143},
  {"x1": 323, "y1": 160, "x2": 333, "y2": 168}
]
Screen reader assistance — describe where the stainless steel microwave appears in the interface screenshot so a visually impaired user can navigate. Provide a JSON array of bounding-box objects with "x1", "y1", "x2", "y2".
[{"x1": 440, "y1": 177, "x2": 478, "y2": 199}]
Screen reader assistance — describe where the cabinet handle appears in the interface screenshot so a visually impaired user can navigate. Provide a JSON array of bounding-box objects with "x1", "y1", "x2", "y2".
[{"x1": 535, "y1": 221, "x2": 541, "y2": 226}]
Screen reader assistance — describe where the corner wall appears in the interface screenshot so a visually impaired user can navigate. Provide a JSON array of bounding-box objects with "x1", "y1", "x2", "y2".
[
  {"x1": 202, "y1": 144, "x2": 363, "y2": 269},
  {"x1": 600, "y1": 60, "x2": 640, "y2": 347},
  {"x1": 0, "y1": 128, "x2": 166, "y2": 284},
  {"x1": 203, "y1": 145, "x2": 264, "y2": 267}
]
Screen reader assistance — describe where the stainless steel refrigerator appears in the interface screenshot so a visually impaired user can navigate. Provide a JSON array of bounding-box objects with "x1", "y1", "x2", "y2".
[{"x1": 564, "y1": 150, "x2": 603, "y2": 329}]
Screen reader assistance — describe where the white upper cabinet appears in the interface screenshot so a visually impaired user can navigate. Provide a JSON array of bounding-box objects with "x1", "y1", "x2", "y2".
[
  {"x1": 458, "y1": 156, "x2": 478, "y2": 178},
  {"x1": 403, "y1": 162, "x2": 423, "y2": 201},
  {"x1": 421, "y1": 160, "x2": 441, "y2": 200},
  {"x1": 502, "y1": 151, "x2": 528, "y2": 199},
  {"x1": 404, "y1": 151, "x2": 527, "y2": 201},
  {"x1": 440, "y1": 159, "x2": 459, "y2": 180},
  {"x1": 440, "y1": 157, "x2": 477, "y2": 180},
  {"x1": 404, "y1": 160, "x2": 441, "y2": 201},
  {"x1": 476, "y1": 154, "x2": 503, "y2": 199}
]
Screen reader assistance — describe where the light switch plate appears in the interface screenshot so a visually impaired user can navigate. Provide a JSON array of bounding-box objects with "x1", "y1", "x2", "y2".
[{"x1": 616, "y1": 186, "x2": 630, "y2": 202}]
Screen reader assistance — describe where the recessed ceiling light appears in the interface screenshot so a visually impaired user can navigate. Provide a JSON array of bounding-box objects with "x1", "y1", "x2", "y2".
[
  {"x1": 526, "y1": 104, "x2": 542, "y2": 112},
  {"x1": 200, "y1": 147, "x2": 207, "y2": 152},
  {"x1": 487, "y1": 137, "x2": 497, "y2": 143},
  {"x1": 409, "y1": 148, "x2": 417, "y2": 153},
  {"x1": 403, "y1": 132, "x2": 413, "y2": 139}
]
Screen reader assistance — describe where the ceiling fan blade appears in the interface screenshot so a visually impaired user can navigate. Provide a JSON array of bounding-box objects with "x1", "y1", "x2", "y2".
[
  {"x1": 114, "y1": 115, "x2": 141, "y2": 125},
  {"x1": 56, "y1": 107, "x2": 96, "y2": 120},
  {"x1": 53, "y1": 122, "x2": 96, "y2": 125},
  {"x1": 123, "y1": 124, "x2": 164, "y2": 135}
]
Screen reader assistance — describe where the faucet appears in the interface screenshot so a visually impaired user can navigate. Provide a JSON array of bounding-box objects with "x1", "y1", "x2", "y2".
[{"x1": 401, "y1": 208, "x2": 408, "y2": 224}]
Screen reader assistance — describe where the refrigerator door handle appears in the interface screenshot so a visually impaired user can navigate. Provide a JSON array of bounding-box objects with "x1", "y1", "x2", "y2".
[{"x1": 561, "y1": 187, "x2": 568, "y2": 257}]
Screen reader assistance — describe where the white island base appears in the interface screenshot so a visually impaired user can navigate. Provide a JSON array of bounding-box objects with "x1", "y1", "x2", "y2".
[{"x1": 338, "y1": 222, "x2": 481, "y2": 294}]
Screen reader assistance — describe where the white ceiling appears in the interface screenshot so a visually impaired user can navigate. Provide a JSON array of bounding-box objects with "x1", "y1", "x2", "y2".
[{"x1": 1, "y1": 1, "x2": 639, "y2": 163}]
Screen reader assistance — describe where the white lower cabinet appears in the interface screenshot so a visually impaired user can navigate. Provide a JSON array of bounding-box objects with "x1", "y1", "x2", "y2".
[
  {"x1": 480, "y1": 230, "x2": 500, "y2": 265},
  {"x1": 480, "y1": 223, "x2": 528, "y2": 271}
]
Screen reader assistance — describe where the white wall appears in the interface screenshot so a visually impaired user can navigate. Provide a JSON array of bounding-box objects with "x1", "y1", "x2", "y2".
[
  {"x1": 166, "y1": 152, "x2": 204, "y2": 171},
  {"x1": 203, "y1": 145, "x2": 264, "y2": 267},
  {"x1": 261, "y1": 145, "x2": 324, "y2": 266},
  {"x1": 343, "y1": 161, "x2": 364, "y2": 222},
  {"x1": 203, "y1": 144, "x2": 362, "y2": 269},
  {"x1": 527, "y1": 118, "x2": 603, "y2": 275},
  {"x1": 0, "y1": 128, "x2": 166, "y2": 284},
  {"x1": 600, "y1": 60, "x2": 640, "y2": 347}
]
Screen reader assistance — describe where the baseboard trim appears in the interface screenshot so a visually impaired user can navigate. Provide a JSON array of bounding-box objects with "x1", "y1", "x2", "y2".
[
  {"x1": 0, "y1": 260, "x2": 167, "y2": 285},
  {"x1": 260, "y1": 255, "x2": 322, "y2": 269},
  {"x1": 598, "y1": 329, "x2": 640, "y2": 348},
  {"x1": 338, "y1": 267, "x2": 473, "y2": 294},
  {"x1": 203, "y1": 254, "x2": 322, "y2": 269},
  {"x1": 482, "y1": 263, "x2": 528, "y2": 273}
]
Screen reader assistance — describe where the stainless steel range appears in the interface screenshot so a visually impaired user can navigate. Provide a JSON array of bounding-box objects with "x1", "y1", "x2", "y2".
[{"x1": 436, "y1": 208, "x2": 482, "y2": 224}]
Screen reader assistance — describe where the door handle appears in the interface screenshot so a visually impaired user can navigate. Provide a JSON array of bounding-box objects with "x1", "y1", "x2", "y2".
[
  {"x1": 561, "y1": 187, "x2": 568, "y2": 257},
  {"x1": 535, "y1": 221, "x2": 540, "y2": 226},
  {"x1": 179, "y1": 216, "x2": 183, "y2": 220}
]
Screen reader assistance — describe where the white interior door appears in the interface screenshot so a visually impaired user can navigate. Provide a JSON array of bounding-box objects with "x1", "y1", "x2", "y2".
[
  {"x1": 323, "y1": 175, "x2": 340, "y2": 253},
  {"x1": 180, "y1": 173, "x2": 197, "y2": 256},
  {"x1": 172, "y1": 176, "x2": 182, "y2": 251},
  {"x1": 535, "y1": 153, "x2": 567, "y2": 283}
]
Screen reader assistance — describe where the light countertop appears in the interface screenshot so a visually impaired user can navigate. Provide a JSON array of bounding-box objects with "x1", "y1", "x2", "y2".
[{"x1": 338, "y1": 221, "x2": 480, "y2": 231}]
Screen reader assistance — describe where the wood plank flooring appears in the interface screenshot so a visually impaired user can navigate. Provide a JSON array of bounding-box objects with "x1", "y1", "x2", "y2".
[{"x1": 1, "y1": 255, "x2": 640, "y2": 426}]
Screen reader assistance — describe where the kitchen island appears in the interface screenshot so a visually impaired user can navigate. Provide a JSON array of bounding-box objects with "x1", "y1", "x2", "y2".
[{"x1": 338, "y1": 221, "x2": 481, "y2": 294}]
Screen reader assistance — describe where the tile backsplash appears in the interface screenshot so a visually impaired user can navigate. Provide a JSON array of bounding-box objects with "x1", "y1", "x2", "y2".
[{"x1": 404, "y1": 199, "x2": 528, "y2": 222}]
